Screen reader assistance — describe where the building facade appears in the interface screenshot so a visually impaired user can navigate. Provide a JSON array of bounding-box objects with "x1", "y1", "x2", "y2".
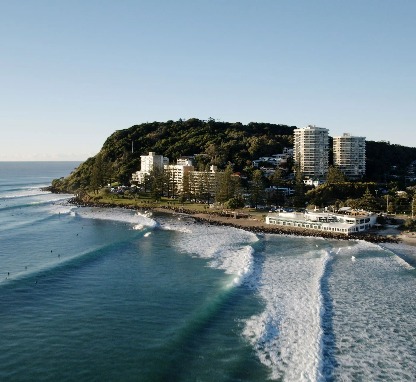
[
  {"x1": 266, "y1": 210, "x2": 377, "y2": 235},
  {"x1": 164, "y1": 157, "x2": 195, "y2": 193},
  {"x1": 188, "y1": 165, "x2": 218, "y2": 198},
  {"x1": 131, "y1": 152, "x2": 169, "y2": 183},
  {"x1": 294, "y1": 125, "x2": 329, "y2": 178},
  {"x1": 333, "y1": 133, "x2": 366, "y2": 179},
  {"x1": 131, "y1": 154, "x2": 218, "y2": 199}
]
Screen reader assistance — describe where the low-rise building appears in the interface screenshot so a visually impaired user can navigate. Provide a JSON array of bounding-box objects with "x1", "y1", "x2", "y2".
[
  {"x1": 253, "y1": 147, "x2": 293, "y2": 168},
  {"x1": 265, "y1": 210, "x2": 377, "y2": 235},
  {"x1": 303, "y1": 178, "x2": 324, "y2": 187}
]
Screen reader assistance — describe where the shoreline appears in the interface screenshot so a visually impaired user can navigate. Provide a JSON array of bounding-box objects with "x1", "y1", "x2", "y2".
[{"x1": 67, "y1": 198, "x2": 401, "y2": 244}]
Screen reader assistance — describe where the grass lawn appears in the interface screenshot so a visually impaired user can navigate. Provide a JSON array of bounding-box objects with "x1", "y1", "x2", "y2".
[{"x1": 85, "y1": 192, "x2": 266, "y2": 218}]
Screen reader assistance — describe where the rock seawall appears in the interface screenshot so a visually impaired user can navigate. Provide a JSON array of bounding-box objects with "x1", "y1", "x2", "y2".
[{"x1": 67, "y1": 198, "x2": 398, "y2": 244}]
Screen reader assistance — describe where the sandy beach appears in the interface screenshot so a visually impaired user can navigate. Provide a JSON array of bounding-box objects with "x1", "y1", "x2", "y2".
[
  {"x1": 67, "y1": 198, "x2": 409, "y2": 244},
  {"x1": 375, "y1": 226, "x2": 416, "y2": 247},
  {"x1": 152, "y1": 206, "x2": 399, "y2": 244}
]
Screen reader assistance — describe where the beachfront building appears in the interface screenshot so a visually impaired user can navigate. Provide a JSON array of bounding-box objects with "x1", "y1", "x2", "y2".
[
  {"x1": 187, "y1": 165, "x2": 218, "y2": 199},
  {"x1": 164, "y1": 157, "x2": 195, "y2": 193},
  {"x1": 131, "y1": 152, "x2": 169, "y2": 183},
  {"x1": 131, "y1": 153, "x2": 219, "y2": 199},
  {"x1": 294, "y1": 125, "x2": 329, "y2": 179},
  {"x1": 265, "y1": 210, "x2": 377, "y2": 235},
  {"x1": 333, "y1": 133, "x2": 366, "y2": 179}
]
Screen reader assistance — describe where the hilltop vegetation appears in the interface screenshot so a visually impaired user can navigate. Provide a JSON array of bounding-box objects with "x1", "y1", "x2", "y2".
[
  {"x1": 365, "y1": 140, "x2": 416, "y2": 181},
  {"x1": 51, "y1": 119, "x2": 416, "y2": 211},
  {"x1": 52, "y1": 118, "x2": 295, "y2": 192}
]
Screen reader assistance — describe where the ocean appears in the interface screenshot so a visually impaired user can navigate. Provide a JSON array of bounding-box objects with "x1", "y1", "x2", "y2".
[{"x1": 0, "y1": 162, "x2": 415, "y2": 382}]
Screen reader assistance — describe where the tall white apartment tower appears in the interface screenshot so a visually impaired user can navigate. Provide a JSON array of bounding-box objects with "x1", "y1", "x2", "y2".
[
  {"x1": 333, "y1": 133, "x2": 366, "y2": 179},
  {"x1": 294, "y1": 125, "x2": 329, "y2": 178},
  {"x1": 131, "y1": 152, "x2": 169, "y2": 183},
  {"x1": 140, "y1": 152, "x2": 169, "y2": 173}
]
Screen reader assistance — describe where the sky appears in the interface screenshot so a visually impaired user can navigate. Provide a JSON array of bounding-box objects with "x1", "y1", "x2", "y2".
[{"x1": 1, "y1": 0, "x2": 415, "y2": 161}]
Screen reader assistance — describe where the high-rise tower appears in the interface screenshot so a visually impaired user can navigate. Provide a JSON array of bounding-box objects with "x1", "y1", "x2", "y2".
[
  {"x1": 333, "y1": 133, "x2": 366, "y2": 179},
  {"x1": 293, "y1": 125, "x2": 329, "y2": 178}
]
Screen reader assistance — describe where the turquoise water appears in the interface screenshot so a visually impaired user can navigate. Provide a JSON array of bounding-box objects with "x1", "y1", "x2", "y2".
[{"x1": 0, "y1": 162, "x2": 415, "y2": 381}]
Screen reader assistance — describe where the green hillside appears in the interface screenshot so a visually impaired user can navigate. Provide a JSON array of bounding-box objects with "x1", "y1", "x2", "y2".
[
  {"x1": 51, "y1": 118, "x2": 416, "y2": 193},
  {"x1": 52, "y1": 118, "x2": 295, "y2": 192}
]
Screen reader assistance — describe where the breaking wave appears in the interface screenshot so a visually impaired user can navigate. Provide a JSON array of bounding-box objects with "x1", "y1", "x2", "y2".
[
  {"x1": 73, "y1": 207, "x2": 158, "y2": 229},
  {"x1": 165, "y1": 217, "x2": 258, "y2": 287},
  {"x1": 242, "y1": 237, "x2": 330, "y2": 381}
]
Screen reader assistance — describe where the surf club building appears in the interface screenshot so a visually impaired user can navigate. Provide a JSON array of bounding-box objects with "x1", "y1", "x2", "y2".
[{"x1": 265, "y1": 210, "x2": 377, "y2": 235}]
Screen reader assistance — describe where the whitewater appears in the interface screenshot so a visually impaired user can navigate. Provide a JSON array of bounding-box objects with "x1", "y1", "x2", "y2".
[{"x1": 1, "y1": 162, "x2": 415, "y2": 381}]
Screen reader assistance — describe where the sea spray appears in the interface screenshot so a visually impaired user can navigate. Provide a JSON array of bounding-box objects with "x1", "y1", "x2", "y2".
[
  {"x1": 243, "y1": 237, "x2": 331, "y2": 381},
  {"x1": 74, "y1": 207, "x2": 158, "y2": 228},
  {"x1": 163, "y1": 217, "x2": 258, "y2": 287},
  {"x1": 328, "y1": 241, "x2": 416, "y2": 381}
]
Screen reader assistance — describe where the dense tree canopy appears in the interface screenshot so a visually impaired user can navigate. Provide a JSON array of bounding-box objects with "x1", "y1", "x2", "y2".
[
  {"x1": 53, "y1": 118, "x2": 295, "y2": 192},
  {"x1": 50, "y1": 118, "x2": 416, "y2": 197}
]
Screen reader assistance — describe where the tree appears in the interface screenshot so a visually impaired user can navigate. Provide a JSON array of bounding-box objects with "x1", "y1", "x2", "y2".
[
  {"x1": 205, "y1": 143, "x2": 227, "y2": 167},
  {"x1": 293, "y1": 163, "x2": 306, "y2": 209},
  {"x1": 181, "y1": 172, "x2": 191, "y2": 202},
  {"x1": 90, "y1": 153, "x2": 104, "y2": 193},
  {"x1": 149, "y1": 167, "x2": 164, "y2": 201},
  {"x1": 326, "y1": 166, "x2": 347, "y2": 184},
  {"x1": 357, "y1": 187, "x2": 378, "y2": 211},
  {"x1": 216, "y1": 164, "x2": 235, "y2": 203},
  {"x1": 225, "y1": 196, "x2": 245, "y2": 210},
  {"x1": 270, "y1": 168, "x2": 283, "y2": 187},
  {"x1": 269, "y1": 168, "x2": 286, "y2": 205},
  {"x1": 250, "y1": 169, "x2": 265, "y2": 208}
]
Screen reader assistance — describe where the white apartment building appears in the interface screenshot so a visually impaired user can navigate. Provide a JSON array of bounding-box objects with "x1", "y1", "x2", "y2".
[
  {"x1": 164, "y1": 157, "x2": 195, "y2": 193},
  {"x1": 333, "y1": 133, "x2": 366, "y2": 179},
  {"x1": 294, "y1": 125, "x2": 329, "y2": 178},
  {"x1": 131, "y1": 152, "x2": 169, "y2": 183},
  {"x1": 131, "y1": 154, "x2": 217, "y2": 197},
  {"x1": 188, "y1": 165, "x2": 218, "y2": 196}
]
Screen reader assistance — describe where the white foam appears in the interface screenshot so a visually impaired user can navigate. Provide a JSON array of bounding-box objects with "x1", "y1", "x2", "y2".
[
  {"x1": 160, "y1": 224, "x2": 192, "y2": 234},
  {"x1": 136, "y1": 211, "x2": 153, "y2": 218},
  {"x1": 381, "y1": 242, "x2": 416, "y2": 270},
  {"x1": 209, "y1": 245, "x2": 254, "y2": 287},
  {"x1": 391, "y1": 254, "x2": 414, "y2": 270},
  {"x1": 166, "y1": 218, "x2": 258, "y2": 286},
  {"x1": 144, "y1": 232, "x2": 152, "y2": 237},
  {"x1": 243, "y1": 245, "x2": 330, "y2": 381},
  {"x1": 0, "y1": 188, "x2": 50, "y2": 199},
  {"x1": 329, "y1": 241, "x2": 416, "y2": 381},
  {"x1": 74, "y1": 207, "x2": 157, "y2": 228},
  {"x1": 38, "y1": 201, "x2": 77, "y2": 216}
]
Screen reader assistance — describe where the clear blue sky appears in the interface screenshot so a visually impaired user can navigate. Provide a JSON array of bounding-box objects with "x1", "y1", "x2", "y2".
[{"x1": 1, "y1": 0, "x2": 415, "y2": 160}]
